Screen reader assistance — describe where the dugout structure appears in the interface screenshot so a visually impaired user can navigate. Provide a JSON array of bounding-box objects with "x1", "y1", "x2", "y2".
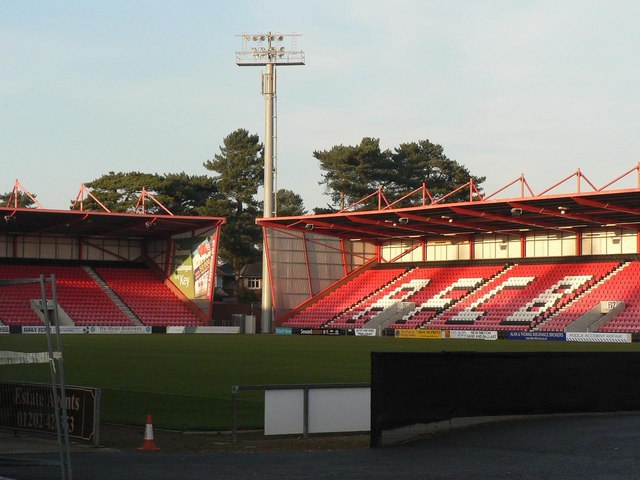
[{"x1": 256, "y1": 164, "x2": 640, "y2": 327}]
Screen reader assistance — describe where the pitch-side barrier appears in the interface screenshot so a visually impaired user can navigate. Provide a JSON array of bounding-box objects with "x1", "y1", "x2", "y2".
[{"x1": 4, "y1": 325, "x2": 636, "y2": 343}]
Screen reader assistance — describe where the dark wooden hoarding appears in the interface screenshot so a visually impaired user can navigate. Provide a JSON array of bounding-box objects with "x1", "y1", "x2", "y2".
[{"x1": 1, "y1": 381, "x2": 100, "y2": 442}]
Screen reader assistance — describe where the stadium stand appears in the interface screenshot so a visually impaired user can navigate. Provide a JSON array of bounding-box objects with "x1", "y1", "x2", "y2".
[
  {"x1": 282, "y1": 267, "x2": 407, "y2": 328},
  {"x1": 0, "y1": 263, "x2": 205, "y2": 327},
  {"x1": 538, "y1": 260, "x2": 640, "y2": 333},
  {"x1": 327, "y1": 264, "x2": 504, "y2": 330},
  {"x1": 0, "y1": 265, "x2": 43, "y2": 326},
  {"x1": 0, "y1": 264, "x2": 133, "y2": 326},
  {"x1": 427, "y1": 261, "x2": 619, "y2": 331},
  {"x1": 94, "y1": 266, "x2": 205, "y2": 326},
  {"x1": 280, "y1": 258, "x2": 640, "y2": 333}
]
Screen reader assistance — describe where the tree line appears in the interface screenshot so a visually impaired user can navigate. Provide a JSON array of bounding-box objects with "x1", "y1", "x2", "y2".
[{"x1": 2, "y1": 130, "x2": 485, "y2": 287}]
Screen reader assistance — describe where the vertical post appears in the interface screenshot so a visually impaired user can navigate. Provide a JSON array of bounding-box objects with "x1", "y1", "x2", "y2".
[
  {"x1": 231, "y1": 386, "x2": 239, "y2": 443},
  {"x1": 340, "y1": 238, "x2": 349, "y2": 276},
  {"x1": 577, "y1": 169, "x2": 581, "y2": 193},
  {"x1": 302, "y1": 231, "x2": 314, "y2": 297},
  {"x1": 41, "y1": 276, "x2": 66, "y2": 480},
  {"x1": 261, "y1": 61, "x2": 275, "y2": 334},
  {"x1": 577, "y1": 231, "x2": 583, "y2": 257},
  {"x1": 236, "y1": 33, "x2": 304, "y2": 333},
  {"x1": 50, "y1": 275, "x2": 73, "y2": 478},
  {"x1": 94, "y1": 389, "x2": 102, "y2": 448},
  {"x1": 303, "y1": 386, "x2": 309, "y2": 438}
]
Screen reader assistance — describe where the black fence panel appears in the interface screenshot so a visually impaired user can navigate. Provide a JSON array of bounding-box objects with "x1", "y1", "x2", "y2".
[{"x1": 371, "y1": 351, "x2": 640, "y2": 447}]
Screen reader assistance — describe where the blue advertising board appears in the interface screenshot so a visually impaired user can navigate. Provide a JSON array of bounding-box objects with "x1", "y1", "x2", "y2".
[
  {"x1": 275, "y1": 327, "x2": 293, "y2": 335},
  {"x1": 506, "y1": 331, "x2": 566, "y2": 341}
]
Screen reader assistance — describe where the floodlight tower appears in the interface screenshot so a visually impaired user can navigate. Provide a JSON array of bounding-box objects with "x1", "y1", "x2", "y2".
[{"x1": 236, "y1": 32, "x2": 304, "y2": 333}]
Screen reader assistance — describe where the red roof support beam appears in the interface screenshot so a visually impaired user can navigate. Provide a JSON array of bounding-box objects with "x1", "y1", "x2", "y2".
[
  {"x1": 72, "y1": 184, "x2": 111, "y2": 213},
  {"x1": 597, "y1": 162, "x2": 640, "y2": 191},
  {"x1": 383, "y1": 183, "x2": 434, "y2": 209},
  {"x1": 448, "y1": 206, "x2": 562, "y2": 231},
  {"x1": 536, "y1": 169, "x2": 598, "y2": 197},
  {"x1": 345, "y1": 214, "x2": 451, "y2": 236},
  {"x1": 571, "y1": 196, "x2": 640, "y2": 217},
  {"x1": 395, "y1": 212, "x2": 493, "y2": 234},
  {"x1": 6, "y1": 179, "x2": 45, "y2": 209},
  {"x1": 507, "y1": 201, "x2": 616, "y2": 226},
  {"x1": 483, "y1": 174, "x2": 535, "y2": 201},
  {"x1": 261, "y1": 218, "x2": 391, "y2": 240}
]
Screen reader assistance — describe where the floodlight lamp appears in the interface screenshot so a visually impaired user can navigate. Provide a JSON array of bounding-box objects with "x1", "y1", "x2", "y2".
[
  {"x1": 252, "y1": 36, "x2": 258, "y2": 41},
  {"x1": 305, "y1": 224, "x2": 314, "y2": 231},
  {"x1": 511, "y1": 207, "x2": 522, "y2": 216},
  {"x1": 260, "y1": 35, "x2": 266, "y2": 41},
  {"x1": 277, "y1": 35, "x2": 284, "y2": 41},
  {"x1": 398, "y1": 217, "x2": 409, "y2": 224}
]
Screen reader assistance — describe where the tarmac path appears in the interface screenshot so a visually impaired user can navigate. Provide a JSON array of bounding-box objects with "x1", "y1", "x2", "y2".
[{"x1": 2, "y1": 414, "x2": 639, "y2": 479}]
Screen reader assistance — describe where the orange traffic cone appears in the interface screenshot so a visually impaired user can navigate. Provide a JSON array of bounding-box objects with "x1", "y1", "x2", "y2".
[{"x1": 138, "y1": 414, "x2": 160, "y2": 451}]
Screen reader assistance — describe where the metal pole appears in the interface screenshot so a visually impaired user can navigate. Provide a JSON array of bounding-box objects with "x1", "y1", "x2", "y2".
[
  {"x1": 94, "y1": 389, "x2": 102, "y2": 448},
  {"x1": 50, "y1": 275, "x2": 73, "y2": 479},
  {"x1": 261, "y1": 60, "x2": 275, "y2": 334},
  {"x1": 231, "y1": 386, "x2": 239, "y2": 443},
  {"x1": 236, "y1": 32, "x2": 304, "y2": 333},
  {"x1": 40, "y1": 275, "x2": 66, "y2": 480},
  {"x1": 303, "y1": 386, "x2": 309, "y2": 438}
]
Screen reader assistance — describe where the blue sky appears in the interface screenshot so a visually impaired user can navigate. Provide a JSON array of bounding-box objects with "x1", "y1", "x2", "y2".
[{"x1": 2, "y1": 1, "x2": 640, "y2": 211}]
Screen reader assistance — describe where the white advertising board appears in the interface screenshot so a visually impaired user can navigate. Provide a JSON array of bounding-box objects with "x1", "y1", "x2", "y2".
[
  {"x1": 22, "y1": 326, "x2": 91, "y2": 335},
  {"x1": 307, "y1": 387, "x2": 370, "y2": 434},
  {"x1": 264, "y1": 387, "x2": 371, "y2": 436},
  {"x1": 355, "y1": 328, "x2": 377, "y2": 337},
  {"x1": 448, "y1": 330, "x2": 498, "y2": 341},
  {"x1": 565, "y1": 332, "x2": 631, "y2": 343},
  {"x1": 264, "y1": 389, "x2": 304, "y2": 436}
]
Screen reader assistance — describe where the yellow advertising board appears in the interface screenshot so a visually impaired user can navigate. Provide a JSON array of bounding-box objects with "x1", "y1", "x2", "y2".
[
  {"x1": 395, "y1": 329, "x2": 443, "y2": 339},
  {"x1": 170, "y1": 234, "x2": 217, "y2": 300},
  {"x1": 171, "y1": 238, "x2": 195, "y2": 298}
]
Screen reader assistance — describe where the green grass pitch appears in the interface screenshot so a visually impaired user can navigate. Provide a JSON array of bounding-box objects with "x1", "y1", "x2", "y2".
[{"x1": 2, "y1": 334, "x2": 639, "y2": 430}]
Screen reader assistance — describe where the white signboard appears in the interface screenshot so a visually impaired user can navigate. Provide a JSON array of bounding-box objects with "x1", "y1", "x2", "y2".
[
  {"x1": 448, "y1": 330, "x2": 498, "y2": 341},
  {"x1": 355, "y1": 328, "x2": 377, "y2": 337},
  {"x1": 566, "y1": 332, "x2": 631, "y2": 343},
  {"x1": 265, "y1": 387, "x2": 371, "y2": 436},
  {"x1": 22, "y1": 326, "x2": 90, "y2": 335}
]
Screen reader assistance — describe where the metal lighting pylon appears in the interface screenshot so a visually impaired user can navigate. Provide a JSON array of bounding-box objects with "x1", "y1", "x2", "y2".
[{"x1": 236, "y1": 32, "x2": 304, "y2": 333}]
